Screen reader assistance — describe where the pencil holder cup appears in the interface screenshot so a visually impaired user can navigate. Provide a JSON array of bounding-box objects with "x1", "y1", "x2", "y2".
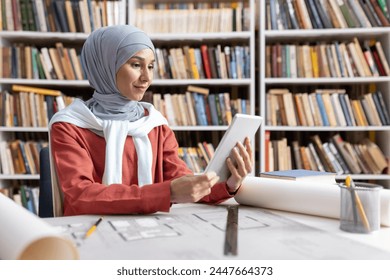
[{"x1": 339, "y1": 182, "x2": 382, "y2": 234}]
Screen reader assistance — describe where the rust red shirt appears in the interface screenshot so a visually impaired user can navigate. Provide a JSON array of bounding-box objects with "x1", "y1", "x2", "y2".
[{"x1": 50, "y1": 122, "x2": 233, "y2": 216}]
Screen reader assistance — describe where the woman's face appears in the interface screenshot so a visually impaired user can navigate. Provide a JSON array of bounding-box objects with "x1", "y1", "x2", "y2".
[{"x1": 116, "y1": 49, "x2": 155, "y2": 101}]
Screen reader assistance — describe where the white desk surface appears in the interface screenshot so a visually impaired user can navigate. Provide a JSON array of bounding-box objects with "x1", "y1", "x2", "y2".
[{"x1": 44, "y1": 201, "x2": 390, "y2": 260}]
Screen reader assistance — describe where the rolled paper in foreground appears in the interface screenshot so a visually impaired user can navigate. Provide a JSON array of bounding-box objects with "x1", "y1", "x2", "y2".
[
  {"x1": 235, "y1": 176, "x2": 390, "y2": 227},
  {"x1": 0, "y1": 193, "x2": 79, "y2": 260}
]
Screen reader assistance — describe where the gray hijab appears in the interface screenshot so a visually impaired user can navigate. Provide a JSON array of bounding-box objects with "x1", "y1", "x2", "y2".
[{"x1": 81, "y1": 25, "x2": 155, "y2": 121}]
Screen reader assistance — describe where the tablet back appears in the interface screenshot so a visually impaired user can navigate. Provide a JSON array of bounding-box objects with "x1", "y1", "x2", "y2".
[{"x1": 205, "y1": 114, "x2": 263, "y2": 182}]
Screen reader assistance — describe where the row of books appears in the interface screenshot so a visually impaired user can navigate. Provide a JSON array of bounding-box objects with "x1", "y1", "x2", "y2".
[
  {"x1": 0, "y1": 85, "x2": 75, "y2": 127},
  {"x1": 0, "y1": 185, "x2": 39, "y2": 215},
  {"x1": 265, "y1": 132, "x2": 388, "y2": 175},
  {"x1": 1, "y1": 43, "x2": 86, "y2": 80},
  {"x1": 152, "y1": 86, "x2": 250, "y2": 127},
  {"x1": 0, "y1": 0, "x2": 125, "y2": 33},
  {"x1": 266, "y1": 88, "x2": 390, "y2": 127},
  {"x1": 266, "y1": 0, "x2": 390, "y2": 30},
  {"x1": 266, "y1": 38, "x2": 390, "y2": 78},
  {"x1": 155, "y1": 45, "x2": 250, "y2": 80},
  {"x1": 1, "y1": 43, "x2": 251, "y2": 80},
  {"x1": 135, "y1": 1, "x2": 250, "y2": 33},
  {"x1": 0, "y1": 140, "x2": 48, "y2": 175},
  {"x1": 178, "y1": 142, "x2": 216, "y2": 173},
  {"x1": 0, "y1": 137, "x2": 216, "y2": 177}
]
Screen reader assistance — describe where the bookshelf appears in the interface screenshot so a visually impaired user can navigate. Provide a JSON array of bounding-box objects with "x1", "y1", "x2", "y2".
[
  {"x1": 0, "y1": 0, "x2": 128, "y2": 208},
  {"x1": 0, "y1": 0, "x2": 257, "y2": 210},
  {"x1": 259, "y1": 0, "x2": 390, "y2": 187},
  {"x1": 128, "y1": 0, "x2": 256, "y2": 170}
]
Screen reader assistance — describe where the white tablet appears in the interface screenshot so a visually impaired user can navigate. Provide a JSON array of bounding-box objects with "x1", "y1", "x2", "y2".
[{"x1": 204, "y1": 114, "x2": 263, "y2": 182}]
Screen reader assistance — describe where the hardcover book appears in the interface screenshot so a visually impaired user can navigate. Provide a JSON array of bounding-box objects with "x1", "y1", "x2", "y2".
[{"x1": 260, "y1": 169, "x2": 336, "y2": 184}]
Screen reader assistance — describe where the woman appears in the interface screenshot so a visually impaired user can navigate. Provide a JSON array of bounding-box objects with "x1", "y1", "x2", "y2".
[{"x1": 49, "y1": 25, "x2": 253, "y2": 216}]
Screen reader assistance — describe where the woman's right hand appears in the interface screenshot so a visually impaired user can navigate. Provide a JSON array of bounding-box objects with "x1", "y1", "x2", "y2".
[{"x1": 170, "y1": 172, "x2": 220, "y2": 203}]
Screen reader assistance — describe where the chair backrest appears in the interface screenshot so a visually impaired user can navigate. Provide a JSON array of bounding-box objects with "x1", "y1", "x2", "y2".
[{"x1": 39, "y1": 146, "x2": 54, "y2": 218}]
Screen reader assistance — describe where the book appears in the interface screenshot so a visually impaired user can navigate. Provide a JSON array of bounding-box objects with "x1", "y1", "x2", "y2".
[
  {"x1": 12, "y1": 85, "x2": 61, "y2": 96},
  {"x1": 331, "y1": 133, "x2": 362, "y2": 174},
  {"x1": 187, "y1": 85, "x2": 209, "y2": 95},
  {"x1": 328, "y1": 141, "x2": 350, "y2": 174},
  {"x1": 347, "y1": 0, "x2": 371, "y2": 28},
  {"x1": 358, "y1": 0, "x2": 380, "y2": 26},
  {"x1": 313, "y1": 0, "x2": 333, "y2": 28},
  {"x1": 369, "y1": 0, "x2": 390, "y2": 26},
  {"x1": 55, "y1": 42, "x2": 75, "y2": 80},
  {"x1": 328, "y1": 0, "x2": 348, "y2": 28},
  {"x1": 374, "y1": 40, "x2": 390, "y2": 75},
  {"x1": 374, "y1": 91, "x2": 390, "y2": 125},
  {"x1": 296, "y1": 0, "x2": 313, "y2": 29},
  {"x1": 34, "y1": 0, "x2": 48, "y2": 31},
  {"x1": 347, "y1": 41, "x2": 366, "y2": 77},
  {"x1": 330, "y1": 92, "x2": 347, "y2": 126},
  {"x1": 311, "y1": 134, "x2": 336, "y2": 172},
  {"x1": 260, "y1": 169, "x2": 336, "y2": 184},
  {"x1": 285, "y1": 0, "x2": 300, "y2": 29},
  {"x1": 193, "y1": 93, "x2": 208, "y2": 126},
  {"x1": 200, "y1": 44, "x2": 212, "y2": 79},
  {"x1": 361, "y1": 138, "x2": 388, "y2": 174},
  {"x1": 337, "y1": 0, "x2": 358, "y2": 27},
  {"x1": 308, "y1": 142, "x2": 325, "y2": 171}
]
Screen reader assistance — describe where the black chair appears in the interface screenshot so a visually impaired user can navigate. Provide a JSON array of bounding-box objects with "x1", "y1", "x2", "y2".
[{"x1": 38, "y1": 146, "x2": 54, "y2": 218}]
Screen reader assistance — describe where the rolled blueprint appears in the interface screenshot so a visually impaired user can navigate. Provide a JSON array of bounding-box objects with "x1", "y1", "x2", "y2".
[
  {"x1": 0, "y1": 193, "x2": 79, "y2": 259},
  {"x1": 235, "y1": 177, "x2": 390, "y2": 227}
]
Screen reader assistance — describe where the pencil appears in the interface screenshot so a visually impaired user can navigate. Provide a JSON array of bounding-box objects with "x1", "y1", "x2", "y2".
[
  {"x1": 85, "y1": 217, "x2": 103, "y2": 238},
  {"x1": 345, "y1": 176, "x2": 371, "y2": 232},
  {"x1": 345, "y1": 176, "x2": 358, "y2": 226}
]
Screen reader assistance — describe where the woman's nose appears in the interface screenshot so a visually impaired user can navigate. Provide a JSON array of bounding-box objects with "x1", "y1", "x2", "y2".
[{"x1": 140, "y1": 68, "x2": 152, "y2": 82}]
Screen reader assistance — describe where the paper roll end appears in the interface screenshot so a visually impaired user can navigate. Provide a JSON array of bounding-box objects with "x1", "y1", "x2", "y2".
[{"x1": 18, "y1": 237, "x2": 79, "y2": 260}]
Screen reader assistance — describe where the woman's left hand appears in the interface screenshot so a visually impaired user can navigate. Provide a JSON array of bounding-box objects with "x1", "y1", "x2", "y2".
[{"x1": 226, "y1": 137, "x2": 253, "y2": 194}]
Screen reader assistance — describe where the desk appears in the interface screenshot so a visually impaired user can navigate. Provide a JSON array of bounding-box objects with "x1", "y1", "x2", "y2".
[{"x1": 45, "y1": 201, "x2": 390, "y2": 260}]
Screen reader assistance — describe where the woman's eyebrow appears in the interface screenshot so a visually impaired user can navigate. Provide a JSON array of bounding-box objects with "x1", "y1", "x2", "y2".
[{"x1": 131, "y1": 56, "x2": 155, "y2": 63}]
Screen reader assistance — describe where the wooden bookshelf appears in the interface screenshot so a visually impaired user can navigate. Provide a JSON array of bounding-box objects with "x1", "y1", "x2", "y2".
[
  {"x1": 0, "y1": 0, "x2": 127, "y2": 210},
  {"x1": 0, "y1": 0, "x2": 257, "y2": 209},
  {"x1": 259, "y1": 0, "x2": 390, "y2": 187},
  {"x1": 128, "y1": 0, "x2": 257, "y2": 172}
]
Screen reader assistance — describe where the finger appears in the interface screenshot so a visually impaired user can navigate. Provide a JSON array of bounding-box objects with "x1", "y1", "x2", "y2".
[
  {"x1": 227, "y1": 157, "x2": 241, "y2": 179},
  {"x1": 209, "y1": 174, "x2": 220, "y2": 187},
  {"x1": 195, "y1": 172, "x2": 219, "y2": 189},
  {"x1": 203, "y1": 171, "x2": 218, "y2": 181},
  {"x1": 195, "y1": 186, "x2": 212, "y2": 202},
  {"x1": 244, "y1": 136, "x2": 251, "y2": 148},
  {"x1": 244, "y1": 137, "x2": 253, "y2": 162},
  {"x1": 236, "y1": 142, "x2": 252, "y2": 172},
  {"x1": 237, "y1": 143, "x2": 252, "y2": 170},
  {"x1": 231, "y1": 147, "x2": 248, "y2": 176}
]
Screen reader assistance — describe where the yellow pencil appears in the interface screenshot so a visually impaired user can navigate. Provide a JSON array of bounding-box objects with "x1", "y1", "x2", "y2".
[
  {"x1": 85, "y1": 217, "x2": 103, "y2": 239},
  {"x1": 345, "y1": 176, "x2": 371, "y2": 232}
]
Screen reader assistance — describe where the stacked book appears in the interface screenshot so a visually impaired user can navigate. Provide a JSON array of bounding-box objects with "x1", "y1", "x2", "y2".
[
  {"x1": 266, "y1": 88, "x2": 390, "y2": 127},
  {"x1": 266, "y1": 38, "x2": 390, "y2": 78},
  {"x1": 265, "y1": 132, "x2": 388, "y2": 175},
  {"x1": 155, "y1": 44, "x2": 250, "y2": 80},
  {"x1": 0, "y1": 85, "x2": 75, "y2": 127},
  {"x1": 135, "y1": 1, "x2": 251, "y2": 33},
  {"x1": 178, "y1": 142, "x2": 215, "y2": 173},
  {"x1": 1, "y1": 43, "x2": 85, "y2": 80},
  {"x1": 152, "y1": 86, "x2": 250, "y2": 127},
  {"x1": 0, "y1": 0, "x2": 125, "y2": 32},
  {"x1": 266, "y1": 0, "x2": 390, "y2": 30}
]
